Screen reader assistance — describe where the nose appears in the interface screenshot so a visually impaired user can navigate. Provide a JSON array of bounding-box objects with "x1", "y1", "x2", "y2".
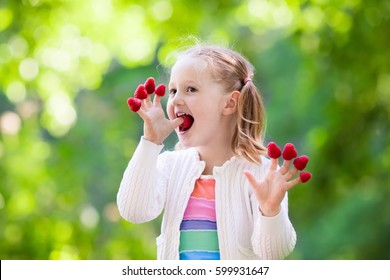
[{"x1": 171, "y1": 91, "x2": 185, "y2": 106}]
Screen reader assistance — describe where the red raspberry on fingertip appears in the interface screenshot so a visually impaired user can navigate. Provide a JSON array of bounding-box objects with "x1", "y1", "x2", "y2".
[
  {"x1": 144, "y1": 77, "x2": 156, "y2": 94},
  {"x1": 267, "y1": 142, "x2": 282, "y2": 159},
  {"x1": 299, "y1": 171, "x2": 312, "y2": 183},
  {"x1": 282, "y1": 143, "x2": 298, "y2": 160},
  {"x1": 155, "y1": 84, "x2": 166, "y2": 96},
  {"x1": 293, "y1": 155, "x2": 309, "y2": 170},
  {"x1": 134, "y1": 84, "x2": 148, "y2": 99},
  {"x1": 127, "y1": 97, "x2": 141, "y2": 112}
]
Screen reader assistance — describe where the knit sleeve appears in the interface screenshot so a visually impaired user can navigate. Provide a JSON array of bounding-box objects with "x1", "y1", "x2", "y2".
[
  {"x1": 249, "y1": 158, "x2": 297, "y2": 259},
  {"x1": 250, "y1": 193, "x2": 297, "y2": 259},
  {"x1": 117, "y1": 137, "x2": 170, "y2": 223}
]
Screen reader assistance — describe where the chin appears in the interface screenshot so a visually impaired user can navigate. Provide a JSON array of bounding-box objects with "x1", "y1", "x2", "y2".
[
  {"x1": 176, "y1": 136, "x2": 196, "y2": 149},
  {"x1": 175, "y1": 141, "x2": 190, "y2": 150}
]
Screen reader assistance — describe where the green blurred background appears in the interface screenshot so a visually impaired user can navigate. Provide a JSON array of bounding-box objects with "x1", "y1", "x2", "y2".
[{"x1": 1, "y1": 0, "x2": 389, "y2": 260}]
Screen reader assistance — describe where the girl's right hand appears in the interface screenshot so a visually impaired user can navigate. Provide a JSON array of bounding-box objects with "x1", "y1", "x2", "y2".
[{"x1": 136, "y1": 94, "x2": 183, "y2": 145}]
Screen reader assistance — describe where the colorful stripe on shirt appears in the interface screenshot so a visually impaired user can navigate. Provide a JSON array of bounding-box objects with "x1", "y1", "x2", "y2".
[{"x1": 179, "y1": 177, "x2": 220, "y2": 260}]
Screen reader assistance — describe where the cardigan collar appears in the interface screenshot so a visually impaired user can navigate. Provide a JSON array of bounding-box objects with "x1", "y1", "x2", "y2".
[{"x1": 183, "y1": 147, "x2": 243, "y2": 175}]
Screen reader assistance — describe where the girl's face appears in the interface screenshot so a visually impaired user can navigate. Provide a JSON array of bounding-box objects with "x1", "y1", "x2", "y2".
[{"x1": 167, "y1": 56, "x2": 234, "y2": 149}]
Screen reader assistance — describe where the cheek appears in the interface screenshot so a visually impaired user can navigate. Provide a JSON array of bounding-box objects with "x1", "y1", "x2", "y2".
[{"x1": 166, "y1": 99, "x2": 175, "y2": 120}]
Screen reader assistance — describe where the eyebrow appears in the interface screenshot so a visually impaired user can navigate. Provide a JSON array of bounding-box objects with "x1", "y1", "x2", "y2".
[{"x1": 169, "y1": 79, "x2": 201, "y2": 88}]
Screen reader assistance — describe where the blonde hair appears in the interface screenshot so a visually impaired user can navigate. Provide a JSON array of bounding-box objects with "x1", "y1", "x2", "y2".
[{"x1": 173, "y1": 43, "x2": 267, "y2": 164}]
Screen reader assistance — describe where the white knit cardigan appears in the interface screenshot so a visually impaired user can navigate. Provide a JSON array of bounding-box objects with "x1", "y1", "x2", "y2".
[{"x1": 117, "y1": 138, "x2": 297, "y2": 260}]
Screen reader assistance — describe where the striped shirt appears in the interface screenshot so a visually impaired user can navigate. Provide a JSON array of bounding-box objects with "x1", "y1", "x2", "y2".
[{"x1": 179, "y1": 176, "x2": 220, "y2": 260}]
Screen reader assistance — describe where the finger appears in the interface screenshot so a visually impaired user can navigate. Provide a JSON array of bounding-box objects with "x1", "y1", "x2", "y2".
[
  {"x1": 153, "y1": 94, "x2": 162, "y2": 107},
  {"x1": 136, "y1": 106, "x2": 147, "y2": 120},
  {"x1": 243, "y1": 170, "x2": 259, "y2": 189},
  {"x1": 140, "y1": 94, "x2": 154, "y2": 109},
  {"x1": 137, "y1": 103, "x2": 153, "y2": 120},
  {"x1": 286, "y1": 176, "x2": 301, "y2": 191},
  {"x1": 269, "y1": 158, "x2": 278, "y2": 171},
  {"x1": 279, "y1": 159, "x2": 292, "y2": 175},
  {"x1": 141, "y1": 100, "x2": 151, "y2": 110},
  {"x1": 171, "y1": 117, "x2": 184, "y2": 129},
  {"x1": 285, "y1": 166, "x2": 298, "y2": 181},
  {"x1": 146, "y1": 92, "x2": 153, "y2": 103}
]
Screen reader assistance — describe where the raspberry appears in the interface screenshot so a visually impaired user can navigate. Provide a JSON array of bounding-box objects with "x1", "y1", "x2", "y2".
[
  {"x1": 267, "y1": 142, "x2": 282, "y2": 159},
  {"x1": 144, "y1": 77, "x2": 156, "y2": 94},
  {"x1": 282, "y1": 143, "x2": 298, "y2": 160},
  {"x1": 293, "y1": 155, "x2": 309, "y2": 170},
  {"x1": 299, "y1": 171, "x2": 312, "y2": 183},
  {"x1": 134, "y1": 84, "x2": 148, "y2": 99},
  {"x1": 127, "y1": 97, "x2": 141, "y2": 112},
  {"x1": 155, "y1": 84, "x2": 166, "y2": 97},
  {"x1": 179, "y1": 114, "x2": 194, "y2": 132}
]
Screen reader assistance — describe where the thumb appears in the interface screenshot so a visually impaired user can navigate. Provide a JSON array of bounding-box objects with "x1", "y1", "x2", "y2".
[{"x1": 243, "y1": 170, "x2": 258, "y2": 189}]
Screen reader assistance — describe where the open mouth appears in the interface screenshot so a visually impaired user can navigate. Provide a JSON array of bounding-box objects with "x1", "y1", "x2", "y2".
[{"x1": 176, "y1": 112, "x2": 194, "y2": 132}]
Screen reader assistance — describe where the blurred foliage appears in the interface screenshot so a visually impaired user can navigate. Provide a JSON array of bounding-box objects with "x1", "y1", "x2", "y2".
[{"x1": 0, "y1": 0, "x2": 389, "y2": 260}]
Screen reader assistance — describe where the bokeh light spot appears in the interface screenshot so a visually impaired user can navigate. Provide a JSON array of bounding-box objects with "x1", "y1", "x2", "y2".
[
  {"x1": 6, "y1": 81, "x2": 26, "y2": 103},
  {"x1": 151, "y1": 0, "x2": 173, "y2": 21},
  {"x1": 103, "y1": 202, "x2": 121, "y2": 222},
  {"x1": 80, "y1": 205, "x2": 100, "y2": 229},
  {"x1": 0, "y1": 111, "x2": 22, "y2": 135},
  {"x1": 8, "y1": 190, "x2": 36, "y2": 217},
  {"x1": 49, "y1": 245, "x2": 79, "y2": 260},
  {"x1": 19, "y1": 58, "x2": 39, "y2": 81},
  {"x1": 9, "y1": 36, "x2": 29, "y2": 58}
]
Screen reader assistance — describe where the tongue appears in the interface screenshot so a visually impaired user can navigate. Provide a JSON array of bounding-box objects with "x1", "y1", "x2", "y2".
[{"x1": 179, "y1": 115, "x2": 194, "y2": 131}]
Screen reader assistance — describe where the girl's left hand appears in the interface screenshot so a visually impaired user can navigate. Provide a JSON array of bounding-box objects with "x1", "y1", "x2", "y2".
[{"x1": 243, "y1": 158, "x2": 301, "y2": 217}]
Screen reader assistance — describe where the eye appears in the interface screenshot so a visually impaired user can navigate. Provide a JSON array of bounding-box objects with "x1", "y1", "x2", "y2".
[
  {"x1": 169, "y1": 88, "x2": 177, "y2": 95},
  {"x1": 187, "y1": 87, "x2": 197, "y2": 93}
]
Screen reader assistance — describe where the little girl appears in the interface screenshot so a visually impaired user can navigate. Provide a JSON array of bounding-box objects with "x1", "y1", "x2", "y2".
[{"x1": 117, "y1": 44, "x2": 304, "y2": 260}]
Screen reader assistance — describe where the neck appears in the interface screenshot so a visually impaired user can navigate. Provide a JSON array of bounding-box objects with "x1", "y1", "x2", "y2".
[
  {"x1": 197, "y1": 141, "x2": 235, "y2": 175},
  {"x1": 198, "y1": 116, "x2": 237, "y2": 175}
]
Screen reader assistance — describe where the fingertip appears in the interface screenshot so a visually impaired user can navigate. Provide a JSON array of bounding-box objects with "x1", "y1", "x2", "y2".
[
  {"x1": 178, "y1": 117, "x2": 184, "y2": 125},
  {"x1": 244, "y1": 169, "x2": 255, "y2": 175},
  {"x1": 243, "y1": 170, "x2": 252, "y2": 181},
  {"x1": 243, "y1": 170, "x2": 257, "y2": 187},
  {"x1": 173, "y1": 116, "x2": 184, "y2": 128}
]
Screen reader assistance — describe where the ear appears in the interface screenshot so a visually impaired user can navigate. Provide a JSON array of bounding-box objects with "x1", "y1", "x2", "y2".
[{"x1": 222, "y1": 91, "x2": 241, "y2": 115}]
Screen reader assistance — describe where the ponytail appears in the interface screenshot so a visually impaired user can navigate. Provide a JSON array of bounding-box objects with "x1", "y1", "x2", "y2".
[{"x1": 232, "y1": 79, "x2": 267, "y2": 164}]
